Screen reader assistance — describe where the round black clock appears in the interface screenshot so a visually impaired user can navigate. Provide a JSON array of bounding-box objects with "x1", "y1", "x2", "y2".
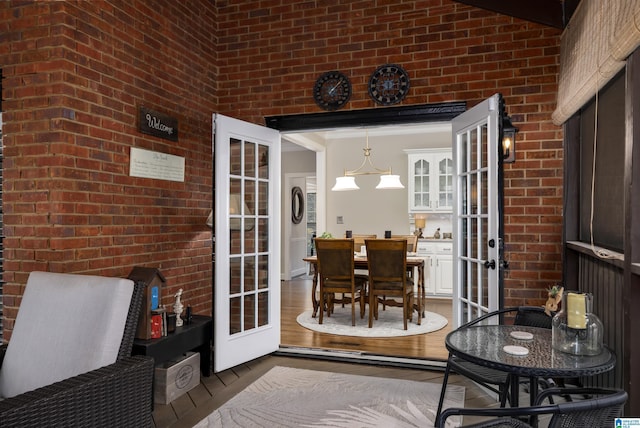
[
  {"x1": 313, "y1": 71, "x2": 352, "y2": 111},
  {"x1": 368, "y1": 64, "x2": 410, "y2": 106}
]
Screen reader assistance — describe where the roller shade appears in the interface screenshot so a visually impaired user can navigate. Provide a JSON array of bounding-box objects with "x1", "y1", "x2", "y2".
[{"x1": 553, "y1": 0, "x2": 640, "y2": 125}]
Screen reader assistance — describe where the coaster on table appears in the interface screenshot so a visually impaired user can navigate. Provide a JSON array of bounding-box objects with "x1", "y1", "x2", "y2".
[
  {"x1": 510, "y1": 331, "x2": 534, "y2": 340},
  {"x1": 503, "y1": 345, "x2": 529, "y2": 356}
]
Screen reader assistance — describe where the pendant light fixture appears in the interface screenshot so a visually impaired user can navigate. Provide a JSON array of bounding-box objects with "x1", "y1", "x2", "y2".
[{"x1": 332, "y1": 131, "x2": 404, "y2": 191}]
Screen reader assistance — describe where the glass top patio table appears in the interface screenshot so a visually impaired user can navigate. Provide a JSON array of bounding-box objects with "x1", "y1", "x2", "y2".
[{"x1": 445, "y1": 324, "x2": 616, "y2": 406}]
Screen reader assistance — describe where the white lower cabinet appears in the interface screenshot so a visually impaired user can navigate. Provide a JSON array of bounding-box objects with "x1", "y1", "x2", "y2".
[
  {"x1": 434, "y1": 254, "x2": 453, "y2": 295},
  {"x1": 417, "y1": 240, "x2": 453, "y2": 297}
]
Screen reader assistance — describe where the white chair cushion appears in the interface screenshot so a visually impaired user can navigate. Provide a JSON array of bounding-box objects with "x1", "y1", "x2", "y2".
[{"x1": 0, "y1": 271, "x2": 134, "y2": 398}]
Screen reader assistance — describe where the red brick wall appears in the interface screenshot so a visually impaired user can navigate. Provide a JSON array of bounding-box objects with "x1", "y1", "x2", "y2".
[
  {"x1": 215, "y1": 0, "x2": 564, "y2": 306},
  {"x1": 0, "y1": 0, "x2": 565, "y2": 339},
  {"x1": 0, "y1": 0, "x2": 216, "y2": 339}
]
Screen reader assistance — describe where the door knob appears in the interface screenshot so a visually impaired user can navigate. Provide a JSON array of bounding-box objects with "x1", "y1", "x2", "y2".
[{"x1": 484, "y1": 259, "x2": 496, "y2": 270}]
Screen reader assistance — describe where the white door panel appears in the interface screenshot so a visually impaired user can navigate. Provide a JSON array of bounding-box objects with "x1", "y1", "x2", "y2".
[
  {"x1": 213, "y1": 114, "x2": 281, "y2": 372},
  {"x1": 452, "y1": 94, "x2": 501, "y2": 327}
]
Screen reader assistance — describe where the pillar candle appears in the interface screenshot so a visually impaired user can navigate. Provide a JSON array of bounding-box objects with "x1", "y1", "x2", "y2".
[{"x1": 567, "y1": 292, "x2": 587, "y2": 329}]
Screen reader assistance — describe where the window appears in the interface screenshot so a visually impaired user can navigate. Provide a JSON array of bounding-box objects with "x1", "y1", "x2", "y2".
[{"x1": 579, "y1": 71, "x2": 625, "y2": 252}]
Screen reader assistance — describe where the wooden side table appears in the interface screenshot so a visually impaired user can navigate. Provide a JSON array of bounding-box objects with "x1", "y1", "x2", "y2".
[{"x1": 132, "y1": 314, "x2": 212, "y2": 377}]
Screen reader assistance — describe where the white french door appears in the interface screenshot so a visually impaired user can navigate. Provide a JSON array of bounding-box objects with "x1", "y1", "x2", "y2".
[
  {"x1": 213, "y1": 114, "x2": 281, "y2": 372},
  {"x1": 452, "y1": 94, "x2": 501, "y2": 327}
]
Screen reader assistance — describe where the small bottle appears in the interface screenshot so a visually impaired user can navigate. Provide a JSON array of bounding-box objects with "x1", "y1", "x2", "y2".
[
  {"x1": 185, "y1": 306, "x2": 193, "y2": 325},
  {"x1": 434, "y1": 228, "x2": 441, "y2": 239}
]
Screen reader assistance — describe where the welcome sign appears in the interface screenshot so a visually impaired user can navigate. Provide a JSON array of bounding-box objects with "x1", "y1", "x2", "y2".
[{"x1": 139, "y1": 106, "x2": 178, "y2": 142}]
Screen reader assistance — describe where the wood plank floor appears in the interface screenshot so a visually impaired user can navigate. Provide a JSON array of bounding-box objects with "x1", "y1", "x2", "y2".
[
  {"x1": 152, "y1": 276, "x2": 494, "y2": 427},
  {"x1": 153, "y1": 354, "x2": 499, "y2": 428}
]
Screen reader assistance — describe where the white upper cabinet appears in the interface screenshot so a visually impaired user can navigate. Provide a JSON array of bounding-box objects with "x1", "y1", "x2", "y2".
[{"x1": 405, "y1": 149, "x2": 453, "y2": 212}]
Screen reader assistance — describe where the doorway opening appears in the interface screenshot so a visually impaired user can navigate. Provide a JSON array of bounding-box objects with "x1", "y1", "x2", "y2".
[
  {"x1": 279, "y1": 122, "x2": 456, "y2": 364},
  {"x1": 270, "y1": 99, "x2": 503, "y2": 366}
]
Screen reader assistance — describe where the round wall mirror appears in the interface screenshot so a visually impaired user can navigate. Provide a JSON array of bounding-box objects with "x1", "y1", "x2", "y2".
[{"x1": 291, "y1": 186, "x2": 304, "y2": 224}]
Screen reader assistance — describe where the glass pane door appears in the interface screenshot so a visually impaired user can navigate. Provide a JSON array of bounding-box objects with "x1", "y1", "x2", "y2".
[
  {"x1": 214, "y1": 114, "x2": 280, "y2": 372},
  {"x1": 452, "y1": 95, "x2": 501, "y2": 327}
]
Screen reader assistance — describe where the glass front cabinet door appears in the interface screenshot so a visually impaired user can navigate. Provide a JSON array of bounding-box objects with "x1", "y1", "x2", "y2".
[{"x1": 406, "y1": 149, "x2": 453, "y2": 212}]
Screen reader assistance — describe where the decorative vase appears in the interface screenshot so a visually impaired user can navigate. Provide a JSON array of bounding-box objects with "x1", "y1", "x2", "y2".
[{"x1": 552, "y1": 291, "x2": 603, "y2": 356}]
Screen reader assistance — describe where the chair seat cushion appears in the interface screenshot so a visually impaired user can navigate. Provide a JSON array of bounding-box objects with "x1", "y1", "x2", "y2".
[{"x1": 0, "y1": 272, "x2": 134, "y2": 398}]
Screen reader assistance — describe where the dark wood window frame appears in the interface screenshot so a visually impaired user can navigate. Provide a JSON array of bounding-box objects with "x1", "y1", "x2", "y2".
[{"x1": 563, "y1": 50, "x2": 640, "y2": 415}]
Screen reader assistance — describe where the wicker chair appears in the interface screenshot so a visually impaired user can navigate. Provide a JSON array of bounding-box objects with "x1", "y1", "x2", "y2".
[
  {"x1": 436, "y1": 387, "x2": 627, "y2": 427},
  {"x1": 436, "y1": 307, "x2": 553, "y2": 422},
  {"x1": 0, "y1": 272, "x2": 154, "y2": 428}
]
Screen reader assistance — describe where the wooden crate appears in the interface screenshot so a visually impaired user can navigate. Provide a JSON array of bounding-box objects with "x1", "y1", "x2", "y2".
[{"x1": 154, "y1": 352, "x2": 200, "y2": 404}]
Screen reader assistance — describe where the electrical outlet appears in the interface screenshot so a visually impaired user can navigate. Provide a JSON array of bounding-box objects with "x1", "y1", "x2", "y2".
[{"x1": 337, "y1": 216, "x2": 343, "y2": 224}]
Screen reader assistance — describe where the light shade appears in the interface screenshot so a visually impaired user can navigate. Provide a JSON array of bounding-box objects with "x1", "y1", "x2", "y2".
[
  {"x1": 415, "y1": 216, "x2": 426, "y2": 229},
  {"x1": 332, "y1": 176, "x2": 360, "y2": 191},
  {"x1": 331, "y1": 131, "x2": 404, "y2": 191},
  {"x1": 376, "y1": 174, "x2": 404, "y2": 189}
]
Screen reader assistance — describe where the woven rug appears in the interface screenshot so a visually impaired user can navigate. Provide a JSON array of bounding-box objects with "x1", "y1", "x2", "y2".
[
  {"x1": 194, "y1": 366, "x2": 464, "y2": 427},
  {"x1": 296, "y1": 306, "x2": 448, "y2": 337}
]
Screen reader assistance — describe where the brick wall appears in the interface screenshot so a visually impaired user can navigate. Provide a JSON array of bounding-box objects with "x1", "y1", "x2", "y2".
[
  {"x1": 0, "y1": 0, "x2": 217, "y2": 339},
  {"x1": 215, "y1": 0, "x2": 565, "y2": 306},
  {"x1": 0, "y1": 0, "x2": 565, "y2": 339}
]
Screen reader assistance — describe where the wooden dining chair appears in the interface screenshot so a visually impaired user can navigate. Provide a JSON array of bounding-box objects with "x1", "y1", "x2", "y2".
[
  {"x1": 351, "y1": 234, "x2": 377, "y2": 252},
  {"x1": 314, "y1": 238, "x2": 367, "y2": 326},
  {"x1": 365, "y1": 239, "x2": 413, "y2": 330},
  {"x1": 390, "y1": 234, "x2": 418, "y2": 253},
  {"x1": 374, "y1": 236, "x2": 418, "y2": 313}
]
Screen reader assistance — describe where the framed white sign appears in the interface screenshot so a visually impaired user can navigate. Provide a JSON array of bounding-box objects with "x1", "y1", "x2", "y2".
[{"x1": 129, "y1": 147, "x2": 185, "y2": 182}]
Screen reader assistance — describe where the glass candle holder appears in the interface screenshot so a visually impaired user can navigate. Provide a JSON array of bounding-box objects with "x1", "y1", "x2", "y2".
[{"x1": 552, "y1": 291, "x2": 603, "y2": 356}]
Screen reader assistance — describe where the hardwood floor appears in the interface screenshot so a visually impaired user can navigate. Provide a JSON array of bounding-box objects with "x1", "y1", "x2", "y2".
[
  {"x1": 280, "y1": 274, "x2": 453, "y2": 361},
  {"x1": 152, "y1": 275, "x2": 473, "y2": 427}
]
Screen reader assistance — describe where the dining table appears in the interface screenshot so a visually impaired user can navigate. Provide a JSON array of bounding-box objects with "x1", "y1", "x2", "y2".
[
  {"x1": 303, "y1": 254, "x2": 427, "y2": 324},
  {"x1": 443, "y1": 324, "x2": 616, "y2": 409}
]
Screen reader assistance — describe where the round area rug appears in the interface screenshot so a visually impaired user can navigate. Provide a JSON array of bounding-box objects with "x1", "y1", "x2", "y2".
[{"x1": 296, "y1": 306, "x2": 448, "y2": 337}]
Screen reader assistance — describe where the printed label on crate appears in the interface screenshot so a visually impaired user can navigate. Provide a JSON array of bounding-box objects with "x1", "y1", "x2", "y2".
[{"x1": 175, "y1": 364, "x2": 194, "y2": 389}]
